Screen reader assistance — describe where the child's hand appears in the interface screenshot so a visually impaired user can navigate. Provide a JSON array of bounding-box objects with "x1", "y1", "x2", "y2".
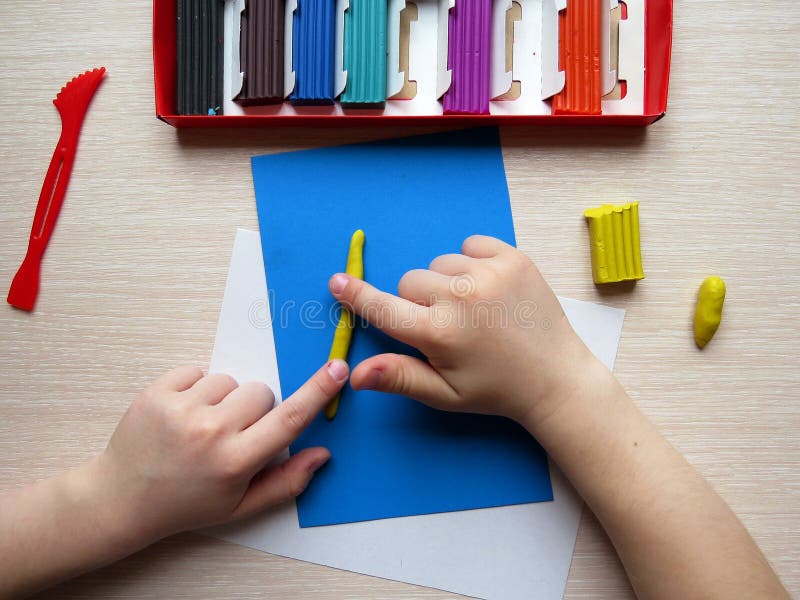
[
  {"x1": 94, "y1": 360, "x2": 349, "y2": 546},
  {"x1": 329, "y1": 235, "x2": 604, "y2": 424}
]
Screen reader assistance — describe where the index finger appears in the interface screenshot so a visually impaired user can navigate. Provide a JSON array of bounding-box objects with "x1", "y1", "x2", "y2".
[
  {"x1": 462, "y1": 235, "x2": 514, "y2": 259},
  {"x1": 149, "y1": 366, "x2": 204, "y2": 392},
  {"x1": 239, "y1": 360, "x2": 349, "y2": 468},
  {"x1": 329, "y1": 274, "x2": 431, "y2": 347}
]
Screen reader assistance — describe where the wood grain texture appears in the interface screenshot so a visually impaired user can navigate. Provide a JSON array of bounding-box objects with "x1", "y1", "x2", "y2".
[{"x1": 0, "y1": 1, "x2": 797, "y2": 598}]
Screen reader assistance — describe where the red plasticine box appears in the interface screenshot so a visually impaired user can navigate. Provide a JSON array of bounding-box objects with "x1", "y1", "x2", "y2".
[{"x1": 153, "y1": 0, "x2": 672, "y2": 127}]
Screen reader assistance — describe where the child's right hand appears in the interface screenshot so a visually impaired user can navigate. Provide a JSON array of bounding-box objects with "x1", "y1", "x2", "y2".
[
  {"x1": 0, "y1": 361, "x2": 351, "y2": 598},
  {"x1": 329, "y1": 235, "x2": 610, "y2": 425},
  {"x1": 94, "y1": 360, "x2": 349, "y2": 549}
]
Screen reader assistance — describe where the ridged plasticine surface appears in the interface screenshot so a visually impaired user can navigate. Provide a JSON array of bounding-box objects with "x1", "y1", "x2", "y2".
[
  {"x1": 553, "y1": 0, "x2": 602, "y2": 115},
  {"x1": 177, "y1": 0, "x2": 225, "y2": 115},
  {"x1": 237, "y1": 0, "x2": 285, "y2": 105},
  {"x1": 290, "y1": 0, "x2": 336, "y2": 104},
  {"x1": 442, "y1": 0, "x2": 492, "y2": 115},
  {"x1": 341, "y1": 0, "x2": 388, "y2": 105},
  {"x1": 584, "y1": 202, "x2": 645, "y2": 284}
]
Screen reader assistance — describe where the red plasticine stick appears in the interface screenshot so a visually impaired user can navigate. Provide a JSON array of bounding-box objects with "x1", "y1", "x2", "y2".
[
  {"x1": 7, "y1": 68, "x2": 106, "y2": 312},
  {"x1": 553, "y1": 0, "x2": 601, "y2": 115}
]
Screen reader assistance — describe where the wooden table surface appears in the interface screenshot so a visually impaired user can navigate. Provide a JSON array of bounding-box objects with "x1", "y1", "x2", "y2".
[{"x1": 1, "y1": 1, "x2": 798, "y2": 598}]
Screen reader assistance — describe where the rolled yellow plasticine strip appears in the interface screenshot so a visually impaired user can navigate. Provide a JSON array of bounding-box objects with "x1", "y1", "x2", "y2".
[
  {"x1": 326, "y1": 229, "x2": 365, "y2": 420},
  {"x1": 694, "y1": 276, "x2": 726, "y2": 349}
]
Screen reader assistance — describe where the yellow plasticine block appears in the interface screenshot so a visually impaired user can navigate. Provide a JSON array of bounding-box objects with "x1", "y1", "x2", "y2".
[
  {"x1": 584, "y1": 202, "x2": 645, "y2": 284},
  {"x1": 602, "y1": 209, "x2": 618, "y2": 282},
  {"x1": 325, "y1": 229, "x2": 365, "y2": 420},
  {"x1": 621, "y1": 207, "x2": 634, "y2": 276},
  {"x1": 612, "y1": 206, "x2": 625, "y2": 278},
  {"x1": 630, "y1": 203, "x2": 644, "y2": 279}
]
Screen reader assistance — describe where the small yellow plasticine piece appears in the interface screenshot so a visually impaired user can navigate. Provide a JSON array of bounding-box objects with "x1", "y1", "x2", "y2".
[
  {"x1": 694, "y1": 276, "x2": 726, "y2": 349},
  {"x1": 584, "y1": 202, "x2": 645, "y2": 284},
  {"x1": 325, "y1": 229, "x2": 365, "y2": 420}
]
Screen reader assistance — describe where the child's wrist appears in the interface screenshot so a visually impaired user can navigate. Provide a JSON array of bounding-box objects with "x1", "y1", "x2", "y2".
[
  {"x1": 72, "y1": 455, "x2": 157, "y2": 558},
  {"x1": 517, "y1": 347, "x2": 617, "y2": 434}
]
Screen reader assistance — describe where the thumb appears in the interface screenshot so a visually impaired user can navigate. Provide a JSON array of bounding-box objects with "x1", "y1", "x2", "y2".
[
  {"x1": 232, "y1": 447, "x2": 330, "y2": 520},
  {"x1": 351, "y1": 354, "x2": 459, "y2": 410}
]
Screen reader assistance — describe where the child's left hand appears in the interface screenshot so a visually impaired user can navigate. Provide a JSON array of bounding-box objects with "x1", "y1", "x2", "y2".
[{"x1": 92, "y1": 360, "x2": 349, "y2": 547}]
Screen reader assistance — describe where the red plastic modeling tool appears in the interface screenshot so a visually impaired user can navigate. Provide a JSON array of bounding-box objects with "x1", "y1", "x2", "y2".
[{"x1": 7, "y1": 67, "x2": 106, "y2": 311}]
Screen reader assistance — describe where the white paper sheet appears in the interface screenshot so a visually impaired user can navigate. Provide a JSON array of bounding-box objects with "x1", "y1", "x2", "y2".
[{"x1": 206, "y1": 229, "x2": 626, "y2": 600}]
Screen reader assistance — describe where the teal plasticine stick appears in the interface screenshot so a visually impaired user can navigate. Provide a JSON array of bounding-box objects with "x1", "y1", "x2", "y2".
[{"x1": 341, "y1": 0, "x2": 388, "y2": 106}]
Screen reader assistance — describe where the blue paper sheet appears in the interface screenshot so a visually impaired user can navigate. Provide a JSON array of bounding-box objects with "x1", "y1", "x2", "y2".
[{"x1": 252, "y1": 128, "x2": 553, "y2": 528}]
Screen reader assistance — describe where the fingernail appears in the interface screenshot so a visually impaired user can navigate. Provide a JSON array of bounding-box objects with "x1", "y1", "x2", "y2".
[
  {"x1": 327, "y1": 359, "x2": 349, "y2": 383},
  {"x1": 360, "y1": 368, "x2": 383, "y2": 390},
  {"x1": 309, "y1": 454, "x2": 330, "y2": 474},
  {"x1": 330, "y1": 274, "x2": 349, "y2": 295}
]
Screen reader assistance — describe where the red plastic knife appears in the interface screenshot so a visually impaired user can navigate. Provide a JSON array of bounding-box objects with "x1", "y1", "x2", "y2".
[{"x1": 7, "y1": 67, "x2": 106, "y2": 312}]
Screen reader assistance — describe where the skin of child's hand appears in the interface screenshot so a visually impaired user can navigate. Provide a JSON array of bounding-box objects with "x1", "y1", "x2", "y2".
[
  {"x1": 329, "y1": 235, "x2": 606, "y2": 424},
  {"x1": 89, "y1": 360, "x2": 349, "y2": 548}
]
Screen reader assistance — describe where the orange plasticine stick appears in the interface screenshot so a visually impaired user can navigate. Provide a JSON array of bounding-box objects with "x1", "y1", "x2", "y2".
[{"x1": 553, "y1": 0, "x2": 602, "y2": 115}]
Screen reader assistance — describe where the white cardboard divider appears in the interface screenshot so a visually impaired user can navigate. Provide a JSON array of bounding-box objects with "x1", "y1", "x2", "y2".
[
  {"x1": 387, "y1": 0, "x2": 406, "y2": 97},
  {"x1": 602, "y1": 0, "x2": 619, "y2": 95},
  {"x1": 284, "y1": 0, "x2": 298, "y2": 97},
  {"x1": 490, "y1": 0, "x2": 549, "y2": 115},
  {"x1": 335, "y1": 0, "x2": 349, "y2": 97},
  {"x1": 508, "y1": 0, "x2": 525, "y2": 91},
  {"x1": 395, "y1": 0, "x2": 441, "y2": 113},
  {"x1": 224, "y1": 0, "x2": 246, "y2": 101},
  {"x1": 435, "y1": 0, "x2": 455, "y2": 99},
  {"x1": 602, "y1": 0, "x2": 644, "y2": 115},
  {"x1": 221, "y1": 0, "x2": 646, "y2": 117},
  {"x1": 540, "y1": 0, "x2": 565, "y2": 100},
  {"x1": 490, "y1": 0, "x2": 513, "y2": 99}
]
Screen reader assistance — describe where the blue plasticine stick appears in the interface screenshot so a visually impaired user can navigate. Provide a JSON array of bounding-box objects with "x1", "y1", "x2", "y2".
[{"x1": 290, "y1": 0, "x2": 337, "y2": 105}]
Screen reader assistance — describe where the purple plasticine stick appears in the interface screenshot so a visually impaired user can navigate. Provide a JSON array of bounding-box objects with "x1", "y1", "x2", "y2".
[{"x1": 442, "y1": 0, "x2": 492, "y2": 115}]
